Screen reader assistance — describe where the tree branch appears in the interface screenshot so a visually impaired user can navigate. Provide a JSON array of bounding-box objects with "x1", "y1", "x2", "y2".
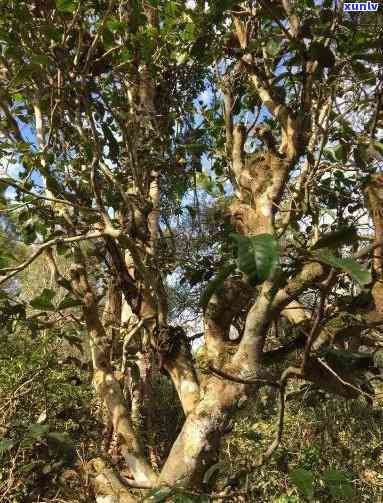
[
  {"x1": 208, "y1": 365, "x2": 280, "y2": 388},
  {"x1": 0, "y1": 231, "x2": 106, "y2": 285},
  {"x1": 0, "y1": 177, "x2": 99, "y2": 212}
]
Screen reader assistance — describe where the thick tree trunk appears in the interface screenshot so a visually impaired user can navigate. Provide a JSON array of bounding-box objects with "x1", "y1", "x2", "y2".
[
  {"x1": 163, "y1": 348, "x2": 200, "y2": 415},
  {"x1": 69, "y1": 258, "x2": 157, "y2": 486},
  {"x1": 158, "y1": 376, "x2": 244, "y2": 487},
  {"x1": 366, "y1": 176, "x2": 383, "y2": 312}
]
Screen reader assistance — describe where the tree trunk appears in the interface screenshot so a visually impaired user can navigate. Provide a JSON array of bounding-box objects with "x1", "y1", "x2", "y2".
[{"x1": 158, "y1": 376, "x2": 244, "y2": 487}]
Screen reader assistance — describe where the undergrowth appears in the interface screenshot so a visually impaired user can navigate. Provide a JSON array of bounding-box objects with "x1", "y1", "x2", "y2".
[{"x1": 1, "y1": 334, "x2": 382, "y2": 502}]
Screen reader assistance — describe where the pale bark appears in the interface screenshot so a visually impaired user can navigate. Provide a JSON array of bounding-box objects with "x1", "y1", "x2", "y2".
[
  {"x1": 366, "y1": 176, "x2": 383, "y2": 312},
  {"x1": 102, "y1": 278, "x2": 122, "y2": 362},
  {"x1": 233, "y1": 280, "x2": 275, "y2": 370},
  {"x1": 69, "y1": 257, "x2": 157, "y2": 486},
  {"x1": 92, "y1": 458, "x2": 135, "y2": 503},
  {"x1": 158, "y1": 377, "x2": 244, "y2": 488},
  {"x1": 204, "y1": 278, "x2": 253, "y2": 364},
  {"x1": 163, "y1": 345, "x2": 200, "y2": 415}
]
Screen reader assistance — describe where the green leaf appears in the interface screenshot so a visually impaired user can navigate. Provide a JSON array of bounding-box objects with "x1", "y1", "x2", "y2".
[
  {"x1": 320, "y1": 8, "x2": 333, "y2": 23},
  {"x1": 0, "y1": 438, "x2": 14, "y2": 454},
  {"x1": 230, "y1": 233, "x2": 279, "y2": 286},
  {"x1": 57, "y1": 294, "x2": 82, "y2": 310},
  {"x1": 243, "y1": 430, "x2": 262, "y2": 442},
  {"x1": 316, "y1": 250, "x2": 371, "y2": 285},
  {"x1": 62, "y1": 332, "x2": 83, "y2": 352},
  {"x1": 308, "y1": 42, "x2": 335, "y2": 67},
  {"x1": 351, "y1": 61, "x2": 375, "y2": 84},
  {"x1": 20, "y1": 462, "x2": 37, "y2": 474},
  {"x1": 13, "y1": 93, "x2": 24, "y2": 102},
  {"x1": 367, "y1": 143, "x2": 383, "y2": 161},
  {"x1": 173, "y1": 497, "x2": 196, "y2": 503},
  {"x1": 321, "y1": 348, "x2": 373, "y2": 371},
  {"x1": 106, "y1": 19, "x2": 125, "y2": 32},
  {"x1": 30, "y1": 289, "x2": 56, "y2": 311},
  {"x1": 46, "y1": 432, "x2": 76, "y2": 464},
  {"x1": 42, "y1": 464, "x2": 52, "y2": 474},
  {"x1": 0, "y1": 253, "x2": 15, "y2": 268},
  {"x1": 181, "y1": 23, "x2": 196, "y2": 42},
  {"x1": 259, "y1": 3, "x2": 285, "y2": 19},
  {"x1": 323, "y1": 148, "x2": 337, "y2": 162},
  {"x1": 144, "y1": 486, "x2": 173, "y2": 502},
  {"x1": 200, "y1": 264, "x2": 235, "y2": 310},
  {"x1": 21, "y1": 222, "x2": 37, "y2": 244},
  {"x1": 56, "y1": 0, "x2": 78, "y2": 12},
  {"x1": 120, "y1": 48, "x2": 133, "y2": 62},
  {"x1": 323, "y1": 469, "x2": 354, "y2": 500},
  {"x1": 202, "y1": 462, "x2": 220, "y2": 485},
  {"x1": 29, "y1": 423, "x2": 50, "y2": 439},
  {"x1": 273, "y1": 497, "x2": 300, "y2": 503},
  {"x1": 289, "y1": 468, "x2": 314, "y2": 500},
  {"x1": 266, "y1": 39, "x2": 281, "y2": 58},
  {"x1": 196, "y1": 172, "x2": 214, "y2": 193},
  {"x1": 311, "y1": 226, "x2": 358, "y2": 250},
  {"x1": 186, "y1": 143, "x2": 206, "y2": 155},
  {"x1": 185, "y1": 268, "x2": 205, "y2": 287},
  {"x1": 354, "y1": 53, "x2": 382, "y2": 64},
  {"x1": 174, "y1": 178, "x2": 188, "y2": 200},
  {"x1": 56, "y1": 241, "x2": 70, "y2": 256},
  {"x1": 45, "y1": 174, "x2": 62, "y2": 195},
  {"x1": 374, "y1": 141, "x2": 383, "y2": 154},
  {"x1": 30, "y1": 55, "x2": 50, "y2": 66},
  {"x1": 334, "y1": 143, "x2": 348, "y2": 162}
]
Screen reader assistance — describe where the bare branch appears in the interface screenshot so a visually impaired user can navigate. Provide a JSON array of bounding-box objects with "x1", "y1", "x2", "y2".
[
  {"x1": 121, "y1": 319, "x2": 145, "y2": 374},
  {"x1": 0, "y1": 231, "x2": 106, "y2": 285},
  {"x1": 281, "y1": 0, "x2": 300, "y2": 37},
  {"x1": 317, "y1": 358, "x2": 375, "y2": 400},
  {"x1": 0, "y1": 176, "x2": 99, "y2": 212},
  {"x1": 0, "y1": 97, "x2": 25, "y2": 144},
  {"x1": 208, "y1": 365, "x2": 280, "y2": 388},
  {"x1": 302, "y1": 269, "x2": 336, "y2": 369}
]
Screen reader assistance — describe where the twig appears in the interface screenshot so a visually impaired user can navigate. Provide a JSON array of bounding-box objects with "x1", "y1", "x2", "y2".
[
  {"x1": 257, "y1": 0, "x2": 296, "y2": 43},
  {"x1": 303, "y1": 269, "x2": 335, "y2": 369},
  {"x1": 317, "y1": 358, "x2": 375, "y2": 400},
  {"x1": 188, "y1": 332, "x2": 204, "y2": 341},
  {"x1": 0, "y1": 231, "x2": 106, "y2": 285},
  {"x1": 0, "y1": 370, "x2": 44, "y2": 414},
  {"x1": 0, "y1": 97, "x2": 24, "y2": 143},
  {"x1": 0, "y1": 177, "x2": 98, "y2": 212},
  {"x1": 208, "y1": 365, "x2": 280, "y2": 388},
  {"x1": 255, "y1": 366, "x2": 302, "y2": 466},
  {"x1": 356, "y1": 240, "x2": 383, "y2": 259},
  {"x1": 256, "y1": 383, "x2": 286, "y2": 466},
  {"x1": 82, "y1": 0, "x2": 115, "y2": 74}
]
